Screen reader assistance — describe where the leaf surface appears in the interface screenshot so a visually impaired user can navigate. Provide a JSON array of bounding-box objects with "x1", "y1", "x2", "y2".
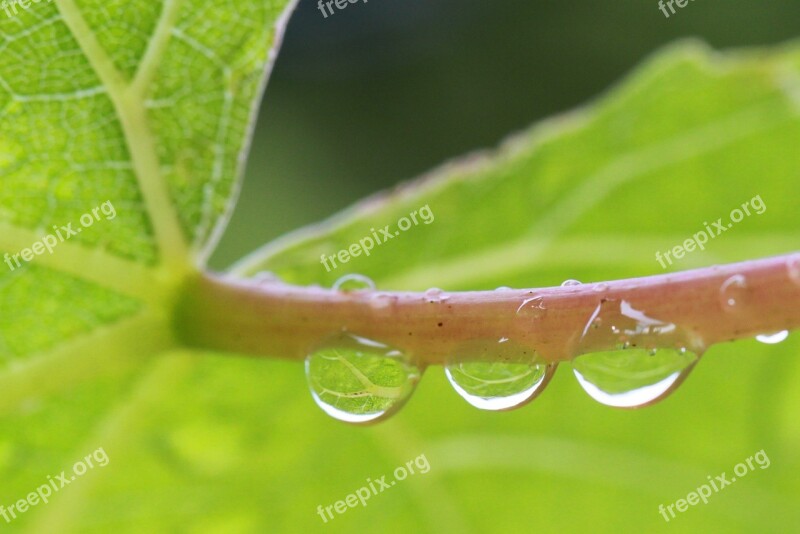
[{"x1": 2, "y1": 3, "x2": 800, "y2": 530}]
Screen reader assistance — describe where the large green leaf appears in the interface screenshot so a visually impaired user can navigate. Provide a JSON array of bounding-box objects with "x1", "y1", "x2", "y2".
[
  {"x1": 1, "y1": 0, "x2": 799, "y2": 530},
  {"x1": 0, "y1": 0, "x2": 295, "y2": 531}
]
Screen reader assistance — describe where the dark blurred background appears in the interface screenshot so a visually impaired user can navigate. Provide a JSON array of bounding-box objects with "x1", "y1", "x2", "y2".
[{"x1": 211, "y1": 0, "x2": 800, "y2": 269}]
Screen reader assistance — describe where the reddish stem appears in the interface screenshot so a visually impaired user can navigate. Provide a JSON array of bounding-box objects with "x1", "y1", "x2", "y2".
[{"x1": 176, "y1": 253, "x2": 800, "y2": 364}]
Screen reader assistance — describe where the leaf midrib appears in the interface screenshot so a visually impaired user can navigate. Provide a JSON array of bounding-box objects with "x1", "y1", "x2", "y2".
[{"x1": 55, "y1": 0, "x2": 189, "y2": 274}]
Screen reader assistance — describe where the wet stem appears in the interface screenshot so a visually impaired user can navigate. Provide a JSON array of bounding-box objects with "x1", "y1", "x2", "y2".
[{"x1": 175, "y1": 253, "x2": 800, "y2": 365}]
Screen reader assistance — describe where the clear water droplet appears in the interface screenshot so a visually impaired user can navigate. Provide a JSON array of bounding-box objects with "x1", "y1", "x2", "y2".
[
  {"x1": 572, "y1": 350, "x2": 697, "y2": 408},
  {"x1": 495, "y1": 286, "x2": 513, "y2": 291},
  {"x1": 561, "y1": 279, "x2": 582, "y2": 287},
  {"x1": 424, "y1": 287, "x2": 449, "y2": 303},
  {"x1": 333, "y1": 274, "x2": 376, "y2": 292},
  {"x1": 788, "y1": 256, "x2": 800, "y2": 287},
  {"x1": 719, "y1": 274, "x2": 748, "y2": 311},
  {"x1": 369, "y1": 292, "x2": 396, "y2": 310},
  {"x1": 593, "y1": 282, "x2": 610, "y2": 292},
  {"x1": 516, "y1": 296, "x2": 546, "y2": 319},
  {"x1": 572, "y1": 299, "x2": 701, "y2": 408},
  {"x1": 755, "y1": 330, "x2": 789, "y2": 344},
  {"x1": 305, "y1": 333, "x2": 420, "y2": 424},
  {"x1": 445, "y1": 339, "x2": 554, "y2": 411}
]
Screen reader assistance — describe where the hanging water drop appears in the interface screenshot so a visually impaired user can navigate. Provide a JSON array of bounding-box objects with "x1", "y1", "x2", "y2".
[
  {"x1": 305, "y1": 333, "x2": 420, "y2": 424},
  {"x1": 561, "y1": 279, "x2": 582, "y2": 287},
  {"x1": 333, "y1": 274, "x2": 376, "y2": 292},
  {"x1": 719, "y1": 274, "x2": 748, "y2": 311},
  {"x1": 516, "y1": 296, "x2": 546, "y2": 319},
  {"x1": 571, "y1": 299, "x2": 701, "y2": 408},
  {"x1": 755, "y1": 330, "x2": 789, "y2": 344},
  {"x1": 572, "y1": 349, "x2": 697, "y2": 408},
  {"x1": 445, "y1": 338, "x2": 554, "y2": 411},
  {"x1": 424, "y1": 287, "x2": 450, "y2": 303}
]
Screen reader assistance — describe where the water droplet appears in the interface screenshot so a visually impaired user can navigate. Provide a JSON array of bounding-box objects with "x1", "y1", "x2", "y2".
[
  {"x1": 755, "y1": 330, "x2": 789, "y2": 344},
  {"x1": 516, "y1": 296, "x2": 546, "y2": 319},
  {"x1": 333, "y1": 274, "x2": 376, "y2": 292},
  {"x1": 572, "y1": 349, "x2": 697, "y2": 408},
  {"x1": 424, "y1": 287, "x2": 449, "y2": 303},
  {"x1": 593, "y1": 282, "x2": 610, "y2": 292},
  {"x1": 572, "y1": 299, "x2": 701, "y2": 408},
  {"x1": 719, "y1": 274, "x2": 748, "y2": 311},
  {"x1": 369, "y1": 292, "x2": 397, "y2": 310},
  {"x1": 445, "y1": 339, "x2": 554, "y2": 411},
  {"x1": 305, "y1": 333, "x2": 420, "y2": 424},
  {"x1": 788, "y1": 256, "x2": 800, "y2": 287},
  {"x1": 495, "y1": 286, "x2": 513, "y2": 291},
  {"x1": 561, "y1": 279, "x2": 582, "y2": 287}
]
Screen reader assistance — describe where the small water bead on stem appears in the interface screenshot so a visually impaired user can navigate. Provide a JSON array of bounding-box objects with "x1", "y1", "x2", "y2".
[
  {"x1": 444, "y1": 338, "x2": 555, "y2": 411},
  {"x1": 333, "y1": 274, "x2": 376, "y2": 292},
  {"x1": 719, "y1": 274, "x2": 748, "y2": 311},
  {"x1": 424, "y1": 287, "x2": 450, "y2": 303},
  {"x1": 788, "y1": 255, "x2": 800, "y2": 287},
  {"x1": 305, "y1": 332, "x2": 421, "y2": 424},
  {"x1": 570, "y1": 299, "x2": 702, "y2": 408},
  {"x1": 561, "y1": 279, "x2": 582, "y2": 287},
  {"x1": 369, "y1": 292, "x2": 397, "y2": 310},
  {"x1": 755, "y1": 330, "x2": 789, "y2": 344}
]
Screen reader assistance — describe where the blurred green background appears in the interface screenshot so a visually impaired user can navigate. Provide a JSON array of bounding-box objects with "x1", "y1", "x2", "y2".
[{"x1": 212, "y1": 0, "x2": 800, "y2": 268}]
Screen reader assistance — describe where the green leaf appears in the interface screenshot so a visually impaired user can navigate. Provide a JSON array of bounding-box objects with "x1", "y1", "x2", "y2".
[
  {"x1": 236, "y1": 40, "x2": 800, "y2": 291},
  {"x1": 3, "y1": 1, "x2": 800, "y2": 529},
  {"x1": 0, "y1": 0, "x2": 295, "y2": 530}
]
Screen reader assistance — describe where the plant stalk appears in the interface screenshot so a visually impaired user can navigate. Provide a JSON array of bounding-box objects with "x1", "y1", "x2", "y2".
[{"x1": 176, "y1": 253, "x2": 800, "y2": 364}]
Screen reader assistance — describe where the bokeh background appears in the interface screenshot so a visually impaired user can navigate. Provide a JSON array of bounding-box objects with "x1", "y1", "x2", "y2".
[{"x1": 212, "y1": 0, "x2": 800, "y2": 267}]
